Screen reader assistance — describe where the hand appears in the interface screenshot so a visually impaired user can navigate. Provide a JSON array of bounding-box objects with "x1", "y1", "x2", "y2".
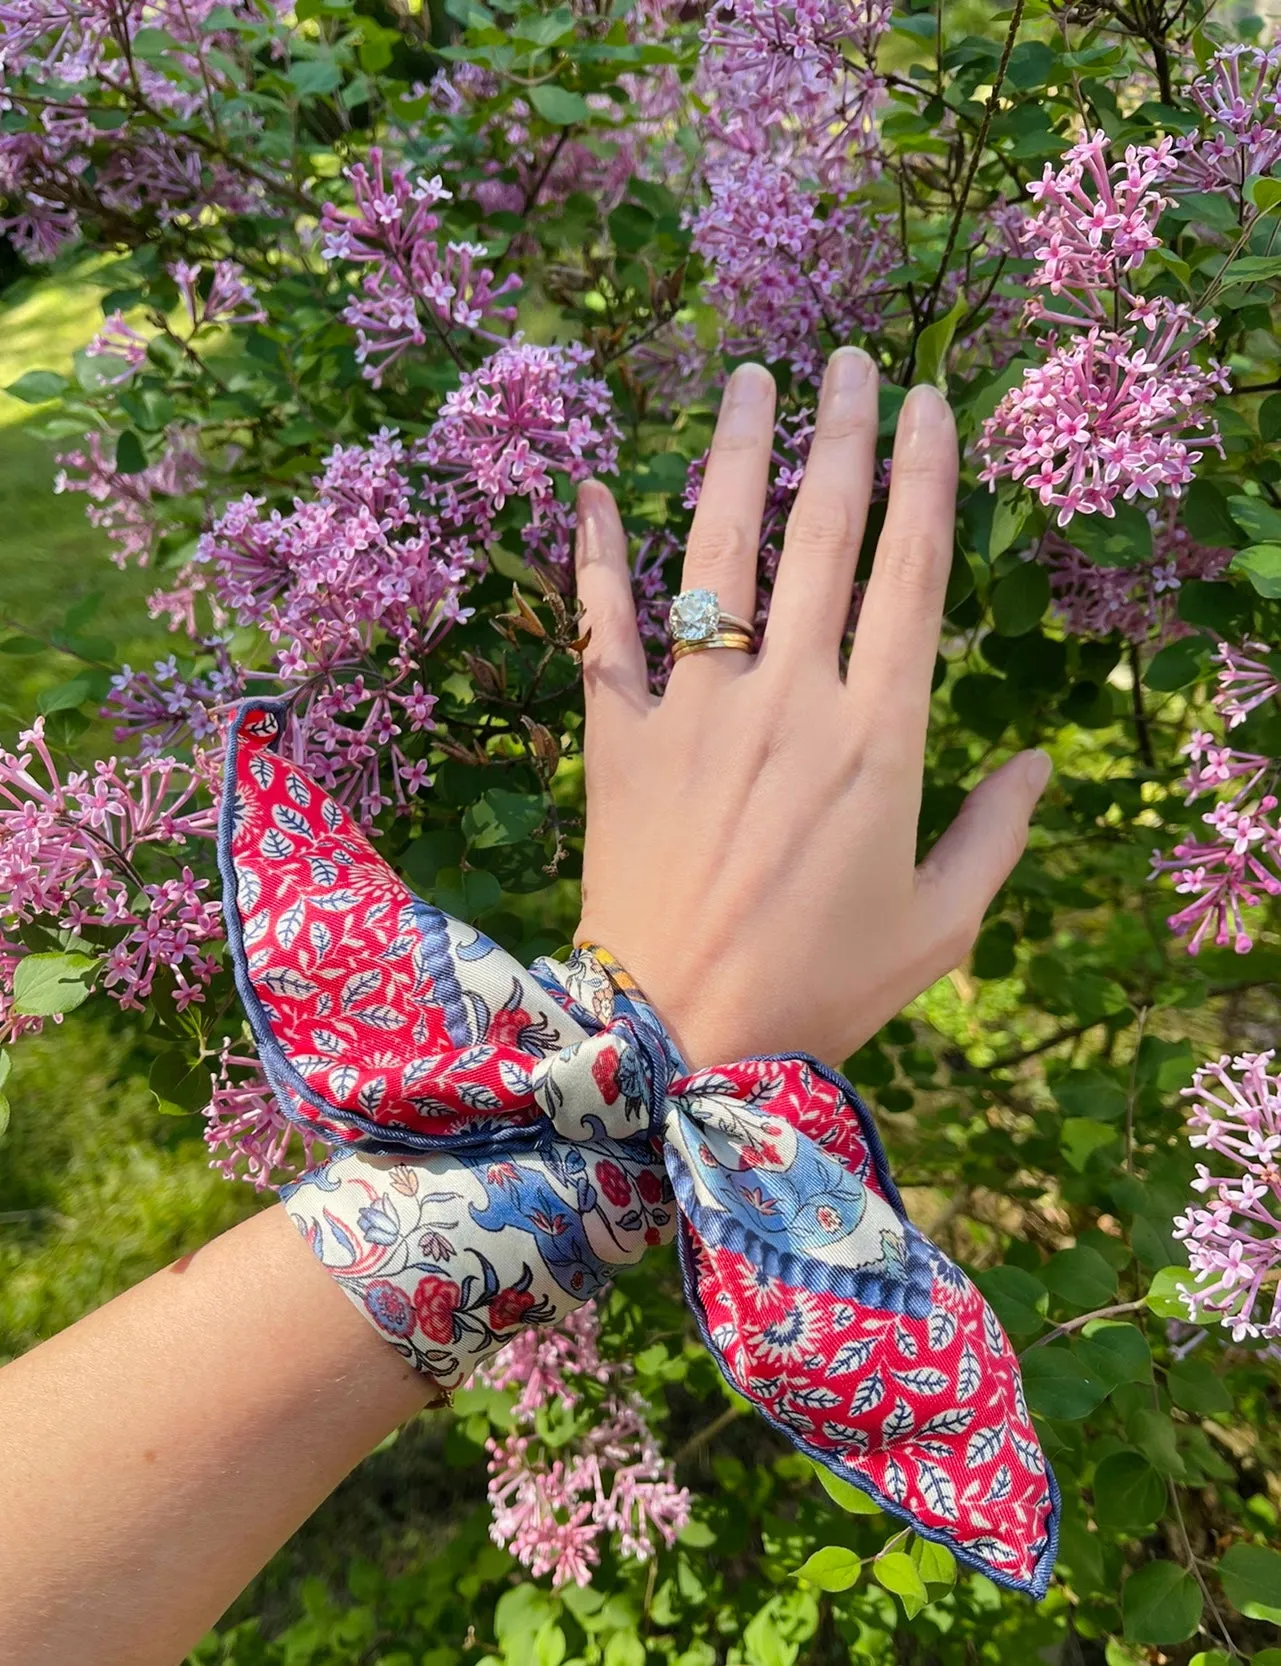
[{"x1": 572, "y1": 348, "x2": 1051, "y2": 1072}]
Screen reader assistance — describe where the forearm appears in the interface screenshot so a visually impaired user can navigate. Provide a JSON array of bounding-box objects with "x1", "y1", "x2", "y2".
[{"x1": 0, "y1": 1203, "x2": 432, "y2": 1666}]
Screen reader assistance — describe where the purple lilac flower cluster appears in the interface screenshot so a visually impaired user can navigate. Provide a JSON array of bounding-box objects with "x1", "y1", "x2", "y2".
[
  {"x1": 480, "y1": 1302, "x2": 690, "y2": 1585},
  {"x1": 1039, "y1": 510, "x2": 1231, "y2": 642},
  {"x1": 1151, "y1": 643, "x2": 1281, "y2": 955},
  {"x1": 980, "y1": 130, "x2": 1229, "y2": 526},
  {"x1": 0, "y1": 0, "x2": 284, "y2": 261},
  {"x1": 319, "y1": 150, "x2": 521, "y2": 388},
  {"x1": 1173, "y1": 1050, "x2": 1281, "y2": 1341},
  {"x1": 54, "y1": 429, "x2": 204, "y2": 570},
  {"x1": 0, "y1": 718, "x2": 218, "y2": 1039}
]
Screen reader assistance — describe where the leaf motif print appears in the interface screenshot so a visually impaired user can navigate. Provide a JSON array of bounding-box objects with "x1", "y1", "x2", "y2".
[
  {"x1": 880, "y1": 1455, "x2": 909, "y2": 1503},
  {"x1": 322, "y1": 796, "x2": 343, "y2": 831},
  {"x1": 849, "y1": 1368, "x2": 885, "y2": 1414},
  {"x1": 357, "y1": 1076, "x2": 386, "y2": 1115},
  {"x1": 894, "y1": 1324, "x2": 919, "y2": 1359},
  {"x1": 830, "y1": 1337, "x2": 877, "y2": 1376},
  {"x1": 965, "y1": 1422, "x2": 1006, "y2": 1468},
  {"x1": 248, "y1": 751, "x2": 275, "y2": 789},
  {"x1": 458, "y1": 1082, "x2": 505, "y2": 1111},
  {"x1": 285, "y1": 771, "x2": 312, "y2": 808},
  {"x1": 273, "y1": 803, "x2": 313, "y2": 839},
  {"x1": 892, "y1": 1366, "x2": 949, "y2": 1396},
  {"x1": 259, "y1": 967, "x2": 317, "y2": 998},
  {"x1": 329, "y1": 1064, "x2": 359, "y2": 1100},
  {"x1": 918, "y1": 1407, "x2": 975, "y2": 1438},
  {"x1": 341, "y1": 969, "x2": 382, "y2": 1010},
  {"x1": 309, "y1": 921, "x2": 332, "y2": 959},
  {"x1": 260, "y1": 828, "x2": 294, "y2": 860},
  {"x1": 360, "y1": 1004, "x2": 407, "y2": 1031},
  {"x1": 916, "y1": 1460, "x2": 958, "y2": 1519},
  {"x1": 956, "y1": 1345, "x2": 981, "y2": 1401},
  {"x1": 237, "y1": 868, "x2": 262, "y2": 912},
  {"x1": 311, "y1": 889, "x2": 362, "y2": 911},
  {"x1": 983, "y1": 1305, "x2": 1004, "y2": 1357},
  {"x1": 881, "y1": 1399, "x2": 915, "y2": 1441},
  {"x1": 928, "y1": 1311, "x2": 958, "y2": 1350},
  {"x1": 985, "y1": 1465, "x2": 1013, "y2": 1504},
  {"x1": 307, "y1": 856, "x2": 339, "y2": 889},
  {"x1": 277, "y1": 897, "x2": 306, "y2": 950}
]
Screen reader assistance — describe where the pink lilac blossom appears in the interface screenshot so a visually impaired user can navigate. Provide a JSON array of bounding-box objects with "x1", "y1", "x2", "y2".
[
  {"x1": 1212, "y1": 638, "x2": 1281, "y2": 728},
  {"x1": 198, "y1": 428, "x2": 477, "y2": 665},
  {"x1": 1037, "y1": 513, "x2": 1231, "y2": 641},
  {"x1": 481, "y1": 1301, "x2": 689, "y2": 1585},
  {"x1": 85, "y1": 312, "x2": 149, "y2": 385},
  {"x1": 319, "y1": 149, "x2": 520, "y2": 387},
  {"x1": 689, "y1": 158, "x2": 898, "y2": 380},
  {"x1": 55, "y1": 428, "x2": 204, "y2": 568},
  {"x1": 106, "y1": 644, "x2": 243, "y2": 756},
  {"x1": 1150, "y1": 731, "x2": 1281, "y2": 955},
  {"x1": 202, "y1": 1045, "x2": 327, "y2": 1190},
  {"x1": 1172, "y1": 45, "x2": 1281, "y2": 198},
  {"x1": 169, "y1": 259, "x2": 266, "y2": 330},
  {"x1": 0, "y1": 717, "x2": 218, "y2": 1038},
  {"x1": 1172, "y1": 1050, "x2": 1281, "y2": 1341},
  {"x1": 1021, "y1": 132, "x2": 1179, "y2": 326},
  {"x1": 0, "y1": 0, "x2": 285, "y2": 258},
  {"x1": 700, "y1": 0, "x2": 891, "y2": 111},
  {"x1": 422, "y1": 338, "x2": 621, "y2": 531},
  {"x1": 978, "y1": 299, "x2": 1228, "y2": 525}
]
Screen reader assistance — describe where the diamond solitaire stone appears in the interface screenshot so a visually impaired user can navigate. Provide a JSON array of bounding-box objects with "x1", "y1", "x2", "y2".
[{"x1": 668, "y1": 587, "x2": 721, "y2": 643}]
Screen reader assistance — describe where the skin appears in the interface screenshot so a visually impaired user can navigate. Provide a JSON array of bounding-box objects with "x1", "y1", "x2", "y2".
[{"x1": 0, "y1": 351, "x2": 1048, "y2": 1666}]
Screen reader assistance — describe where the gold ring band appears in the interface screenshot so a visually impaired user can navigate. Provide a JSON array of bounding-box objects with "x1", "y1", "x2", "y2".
[{"x1": 671, "y1": 629, "x2": 756, "y2": 661}]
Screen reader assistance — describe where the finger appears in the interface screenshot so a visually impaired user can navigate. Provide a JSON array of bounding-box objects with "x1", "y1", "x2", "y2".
[
  {"x1": 574, "y1": 479, "x2": 652, "y2": 725},
  {"x1": 765, "y1": 346, "x2": 879, "y2": 659},
  {"x1": 678, "y1": 362, "x2": 776, "y2": 635},
  {"x1": 844, "y1": 382, "x2": 957, "y2": 758},
  {"x1": 914, "y1": 750, "x2": 1053, "y2": 961}
]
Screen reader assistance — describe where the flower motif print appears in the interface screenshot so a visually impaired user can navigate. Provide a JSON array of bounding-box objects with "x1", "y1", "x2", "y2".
[{"x1": 414, "y1": 1274, "x2": 461, "y2": 1344}]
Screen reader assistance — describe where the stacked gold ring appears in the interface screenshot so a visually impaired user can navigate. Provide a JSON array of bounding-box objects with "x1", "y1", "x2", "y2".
[
  {"x1": 667, "y1": 587, "x2": 758, "y2": 661},
  {"x1": 671, "y1": 629, "x2": 756, "y2": 661}
]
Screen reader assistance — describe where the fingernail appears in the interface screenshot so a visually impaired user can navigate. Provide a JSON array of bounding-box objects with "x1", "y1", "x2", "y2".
[
  {"x1": 901, "y1": 381, "x2": 951, "y2": 439},
  {"x1": 575, "y1": 482, "x2": 601, "y2": 559},
  {"x1": 720, "y1": 363, "x2": 774, "y2": 437},
  {"x1": 823, "y1": 345, "x2": 875, "y2": 408},
  {"x1": 1025, "y1": 748, "x2": 1052, "y2": 792}
]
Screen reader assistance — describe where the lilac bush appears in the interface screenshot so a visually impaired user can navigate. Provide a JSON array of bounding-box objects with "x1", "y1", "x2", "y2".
[{"x1": 4, "y1": 0, "x2": 1281, "y2": 1653}]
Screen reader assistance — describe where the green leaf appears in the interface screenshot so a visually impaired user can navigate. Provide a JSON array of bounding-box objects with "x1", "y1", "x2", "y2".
[
  {"x1": 1229, "y1": 494, "x2": 1281, "y2": 542},
  {"x1": 1216, "y1": 253, "x2": 1281, "y2": 290},
  {"x1": 433, "y1": 866, "x2": 502, "y2": 921},
  {"x1": 1167, "y1": 1358, "x2": 1232, "y2": 1416},
  {"x1": 463, "y1": 789, "x2": 546, "y2": 850},
  {"x1": 1076, "y1": 1322, "x2": 1151, "y2": 1388},
  {"x1": 0, "y1": 1090, "x2": 9, "y2": 1141},
  {"x1": 0, "y1": 1051, "x2": 9, "y2": 1093},
  {"x1": 1129, "y1": 1408, "x2": 1185, "y2": 1478},
  {"x1": 1183, "y1": 479, "x2": 1243, "y2": 547},
  {"x1": 0, "y1": 635, "x2": 47, "y2": 656},
  {"x1": 36, "y1": 677, "x2": 92, "y2": 716},
  {"x1": 1144, "y1": 1266, "x2": 1195, "y2": 1320},
  {"x1": 1060, "y1": 1118, "x2": 1118, "y2": 1172},
  {"x1": 991, "y1": 562, "x2": 1050, "y2": 636},
  {"x1": 1021, "y1": 1347, "x2": 1110, "y2": 1421},
  {"x1": 149, "y1": 1050, "x2": 213, "y2": 1117},
  {"x1": 4, "y1": 369, "x2": 68, "y2": 404},
  {"x1": 285, "y1": 57, "x2": 344, "y2": 95},
  {"x1": 974, "y1": 1265, "x2": 1047, "y2": 1337},
  {"x1": 1230, "y1": 543, "x2": 1281, "y2": 597},
  {"x1": 1092, "y1": 1449, "x2": 1166, "y2": 1531},
  {"x1": 12, "y1": 951, "x2": 99, "y2": 1017},
  {"x1": 988, "y1": 489, "x2": 1031, "y2": 561},
  {"x1": 1042, "y1": 1246, "x2": 1116, "y2": 1309},
  {"x1": 913, "y1": 297, "x2": 967, "y2": 391},
  {"x1": 530, "y1": 85, "x2": 590, "y2": 125},
  {"x1": 910, "y1": 1538, "x2": 956, "y2": 1589},
  {"x1": 812, "y1": 1462, "x2": 881, "y2": 1515},
  {"x1": 1068, "y1": 502, "x2": 1153, "y2": 568},
  {"x1": 1050, "y1": 1069, "x2": 1127, "y2": 1123},
  {"x1": 793, "y1": 1547, "x2": 861, "y2": 1592},
  {"x1": 1145, "y1": 638, "x2": 1206, "y2": 692},
  {"x1": 872, "y1": 1551, "x2": 928, "y2": 1619},
  {"x1": 115, "y1": 429, "x2": 148, "y2": 475},
  {"x1": 1217, "y1": 1543, "x2": 1281, "y2": 1619},
  {"x1": 1123, "y1": 1562, "x2": 1203, "y2": 1644},
  {"x1": 1249, "y1": 176, "x2": 1281, "y2": 211},
  {"x1": 1258, "y1": 392, "x2": 1281, "y2": 443}
]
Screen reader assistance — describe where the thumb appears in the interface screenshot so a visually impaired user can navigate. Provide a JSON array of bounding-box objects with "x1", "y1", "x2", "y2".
[{"x1": 915, "y1": 749, "x2": 1052, "y2": 955}]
